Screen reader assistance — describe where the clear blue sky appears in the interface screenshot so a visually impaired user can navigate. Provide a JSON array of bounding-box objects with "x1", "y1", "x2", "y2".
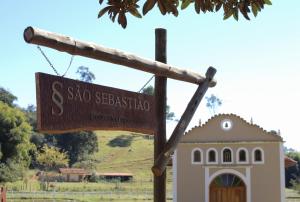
[{"x1": 1, "y1": 1, "x2": 299, "y2": 150}]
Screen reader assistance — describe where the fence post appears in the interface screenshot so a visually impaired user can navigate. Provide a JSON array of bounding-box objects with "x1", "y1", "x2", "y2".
[{"x1": 1, "y1": 187, "x2": 6, "y2": 202}]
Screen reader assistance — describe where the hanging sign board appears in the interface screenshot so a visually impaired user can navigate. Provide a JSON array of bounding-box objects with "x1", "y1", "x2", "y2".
[{"x1": 36, "y1": 73, "x2": 156, "y2": 134}]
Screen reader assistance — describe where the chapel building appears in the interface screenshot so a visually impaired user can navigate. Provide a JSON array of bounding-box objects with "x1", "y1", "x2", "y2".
[{"x1": 173, "y1": 114, "x2": 285, "y2": 202}]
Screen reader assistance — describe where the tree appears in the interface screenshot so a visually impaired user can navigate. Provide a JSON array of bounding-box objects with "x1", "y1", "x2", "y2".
[
  {"x1": 141, "y1": 85, "x2": 176, "y2": 120},
  {"x1": 53, "y1": 131, "x2": 99, "y2": 166},
  {"x1": 24, "y1": 104, "x2": 37, "y2": 131},
  {"x1": 205, "y1": 94, "x2": 222, "y2": 115},
  {"x1": 36, "y1": 145, "x2": 69, "y2": 190},
  {"x1": 76, "y1": 66, "x2": 95, "y2": 83},
  {"x1": 98, "y1": 0, "x2": 272, "y2": 28},
  {"x1": 36, "y1": 145, "x2": 69, "y2": 171},
  {"x1": 0, "y1": 101, "x2": 33, "y2": 182},
  {"x1": 286, "y1": 151, "x2": 300, "y2": 188},
  {"x1": 0, "y1": 87, "x2": 17, "y2": 107},
  {"x1": 58, "y1": 67, "x2": 98, "y2": 166}
]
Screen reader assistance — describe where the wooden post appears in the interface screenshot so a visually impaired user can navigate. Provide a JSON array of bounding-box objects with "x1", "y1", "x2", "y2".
[
  {"x1": 154, "y1": 28, "x2": 167, "y2": 202},
  {"x1": 23, "y1": 27, "x2": 216, "y2": 87},
  {"x1": 1, "y1": 187, "x2": 6, "y2": 202},
  {"x1": 152, "y1": 67, "x2": 216, "y2": 176}
]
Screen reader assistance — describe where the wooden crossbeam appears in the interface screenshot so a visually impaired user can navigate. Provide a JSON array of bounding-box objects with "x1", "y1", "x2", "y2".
[
  {"x1": 152, "y1": 66, "x2": 216, "y2": 176},
  {"x1": 23, "y1": 26, "x2": 216, "y2": 87}
]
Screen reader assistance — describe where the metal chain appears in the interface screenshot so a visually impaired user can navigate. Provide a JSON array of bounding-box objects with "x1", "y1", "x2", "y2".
[
  {"x1": 37, "y1": 45, "x2": 74, "y2": 77},
  {"x1": 37, "y1": 45, "x2": 60, "y2": 76},
  {"x1": 62, "y1": 55, "x2": 74, "y2": 77},
  {"x1": 138, "y1": 75, "x2": 155, "y2": 93}
]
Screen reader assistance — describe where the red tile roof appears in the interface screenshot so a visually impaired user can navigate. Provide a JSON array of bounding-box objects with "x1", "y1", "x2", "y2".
[
  {"x1": 285, "y1": 156, "x2": 297, "y2": 168},
  {"x1": 59, "y1": 168, "x2": 87, "y2": 175},
  {"x1": 98, "y1": 173, "x2": 133, "y2": 177}
]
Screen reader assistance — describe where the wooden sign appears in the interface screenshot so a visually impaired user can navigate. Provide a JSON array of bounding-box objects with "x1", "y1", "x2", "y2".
[{"x1": 36, "y1": 73, "x2": 156, "y2": 134}]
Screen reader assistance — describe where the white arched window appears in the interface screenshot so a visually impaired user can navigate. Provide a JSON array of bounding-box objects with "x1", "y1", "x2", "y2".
[
  {"x1": 206, "y1": 148, "x2": 218, "y2": 164},
  {"x1": 191, "y1": 148, "x2": 203, "y2": 164},
  {"x1": 221, "y1": 147, "x2": 233, "y2": 164},
  {"x1": 236, "y1": 148, "x2": 249, "y2": 164},
  {"x1": 252, "y1": 147, "x2": 264, "y2": 164}
]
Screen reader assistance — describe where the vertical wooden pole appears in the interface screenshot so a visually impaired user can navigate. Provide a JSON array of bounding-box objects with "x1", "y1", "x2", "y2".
[{"x1": 154, "y1": 28, "x2": 167, "y2": 202}]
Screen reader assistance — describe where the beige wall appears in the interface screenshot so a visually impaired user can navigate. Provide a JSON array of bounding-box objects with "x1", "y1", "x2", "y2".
[
  {"x1": 176, "y1": 142, "x2": 283, "y2": 202},
  {"x1": 61, "y1": 174, "x2": 82, "y2": 182},
  {"x1": 250, "y1": 142, "x2": 282, "y2": 202},
  {"x1": 182, "y1": 114, "x2": 282, "y2": 143},
  {"x1": 176, "y1": 144, "x2": 205, "y2": 202}
]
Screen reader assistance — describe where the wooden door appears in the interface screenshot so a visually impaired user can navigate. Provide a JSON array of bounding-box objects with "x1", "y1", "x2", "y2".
[
  {"x1": 209, "y1": 174, "x2": 246, "y2": 202},
  {"x1": 210, "y1": 186, "x2": 246, "y2": 202}
]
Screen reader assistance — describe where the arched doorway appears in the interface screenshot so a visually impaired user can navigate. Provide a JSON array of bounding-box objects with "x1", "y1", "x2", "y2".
[{"x1": 209, "y1": 173, "x2": 246, "y2": 202}]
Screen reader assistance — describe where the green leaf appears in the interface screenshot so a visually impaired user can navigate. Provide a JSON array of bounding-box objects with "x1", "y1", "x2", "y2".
[
  {"x1": 112, "y1": 12, "x2": 118, "y2": 22},
  {"x1": 251, "y1": 3, "x2": 258, "y2": 17},
  {"x1": 223, "y1": 8, "x2": 234, "y2": 20},
  {"x1": 158, "y1": 0, "x2": 167, "y2": 15},
  {"x1": 240, "y1": 9, "x2": 250, "y2": 20},
  {"x1": 264, "y1": 0, "x2": 272, "y2": 5},
  {"x1": 215, "y1": 3, "x2": 222, "y2": 12},
  {"x1": 143, "y1": 0, "x2": 156, "y2": 15},
  {"x1": 233, "y1": 7, "x2": 239, "y2": 21},
  {"x1": 98, "y1": 7, "x2": 111, "y2": 18},
  {"x1": 181, "y1": 0, "x2": 191, "y2": 10},
  {"x1": 195, "y1": 0, "x2": 201, "y2": 14},
  {"x1": 118, "y1": 12, "x2": 127, "y2": 29},
  {"x1": 167, "y1": 2, "x2": 179, "y2": 16},
  {"x1": 129, "y1": 8, "x2": 142, "y2": 18}
]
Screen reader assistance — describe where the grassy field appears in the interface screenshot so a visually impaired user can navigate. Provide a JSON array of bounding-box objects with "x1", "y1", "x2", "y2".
[
  {"x1": 3, "y1": 131, "x2": 300, "y2": 201},
  {"x1": 5, "y1": 189, "x2": 300, "y2": 201},
  {"x1": 93, "y1": 131, "x2": 161, "y2": 179},
  {"x1": 286, "y1": 188, "x2": 300, "y2": 202}
]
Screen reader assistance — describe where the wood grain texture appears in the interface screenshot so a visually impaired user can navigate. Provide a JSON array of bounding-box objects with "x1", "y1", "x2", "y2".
[
  {"x1": 152, "y1": 67, "x2": 217, "y2": 176},
  {"x1": 24, "y1": 26, "x2": 217, "y2": 87},
  {"x1": 154, "y1": 28, "x2": 167, "y2": 202},
  {"x1": 36, "y1": 73, "x2": 156, "y2": 134}
]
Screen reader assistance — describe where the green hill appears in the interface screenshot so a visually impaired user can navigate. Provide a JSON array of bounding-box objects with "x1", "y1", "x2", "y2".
[{"x1": 92, "y1": 131, "x2": 171, "y2": 181}]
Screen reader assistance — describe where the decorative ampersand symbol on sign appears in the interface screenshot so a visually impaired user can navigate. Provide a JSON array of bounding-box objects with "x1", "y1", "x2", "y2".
[{"x1": 51, "y1": 81, "x2": 64, "y2": 116}]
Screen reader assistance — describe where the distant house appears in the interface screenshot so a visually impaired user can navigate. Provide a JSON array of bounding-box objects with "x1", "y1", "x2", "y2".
[
  {"x1": 285, "y1": 156, "x2": 297, "y2": 168},
  {"x1": 285, "y1": 156, "x2": 298, "y2": 187},
  {"x1": 173, "y1": 114, "x2": 285, "y2": 202},
  {"x1": 98, "y1": 173, "x2": 133, "y2": 182},
  {"x1": 59, "y1": 168, "x2": 88, "y2": 182}
]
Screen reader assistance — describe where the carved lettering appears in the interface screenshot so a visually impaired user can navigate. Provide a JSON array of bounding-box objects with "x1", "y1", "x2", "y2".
[
  {"x1": 122, "y1": 97, "x2": 127, "y2": 108},
  {"x1": 83, "y1": 89, "x2": 91, "y2": 103},
  {"x1": 108, "y1": 93, "x2": 114, "y2": 105},
  {"x1": 95, "y1": 91, "x2": 101, "y2": 104},
  {"x1": 144, "y1": 101, "x2": 150, "y2": 111},
  {"x1": 36, "y1": 73, "x2": 156, "y2": 134},
  {"x1": 115, "y1": 96, "x2": 121, "y2": 107},
  {"x1": 51, "y1": 81, "x2": 64, "y2": 116},
  {"x1": 136, "y1": 99, "x2": 144, "y2": 110},
  {"x1": 102, "y1": 93, "x2": 108, "y2": 105},
  {"x1": 74, "y1": 85, "x2": 83, "y2": 102},
  {"x1": 67, "y1": 86, "x2": 74, "y2": 100},
  {"x1": 127, "y1": 97, "x2": 133, "y2": 109}
]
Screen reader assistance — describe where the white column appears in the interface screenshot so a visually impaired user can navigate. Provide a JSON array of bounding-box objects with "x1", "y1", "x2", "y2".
[
  {"x1": 246, "y1": 167, "x2": 251, "y2": 202},
  {"x1": 279, "y1": 142, "x2": 285, "y2": 202},
  {"x1": 173, "y1": 150, "x2": 177, "y2": 202},
  {"x1": 205, "y1": 167, "x2": 209, "y2": 202}
]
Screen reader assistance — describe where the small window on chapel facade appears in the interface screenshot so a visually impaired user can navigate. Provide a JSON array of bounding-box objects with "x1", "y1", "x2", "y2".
[
  {"x1": 239, "y1": 150, "x2": 246, "y2": 162},
  {"x1": 255, "y1": 150, "x2": 262, "y2": 161},
  {"x1": 253, "y1": 148, "x2": 264, "y2": 164},
  {"x1": 222, "y1": 148, "x2": 233, "y2": 163},
  {"x1": 209, "y1": 150, "x2": 216, "y2": 162},
  {"x1": 236, "y1": 148, "x2": 249, "y2": 164},
  {"x1": 192, "y1": 149, "x2": 203, "y2": 164}
]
